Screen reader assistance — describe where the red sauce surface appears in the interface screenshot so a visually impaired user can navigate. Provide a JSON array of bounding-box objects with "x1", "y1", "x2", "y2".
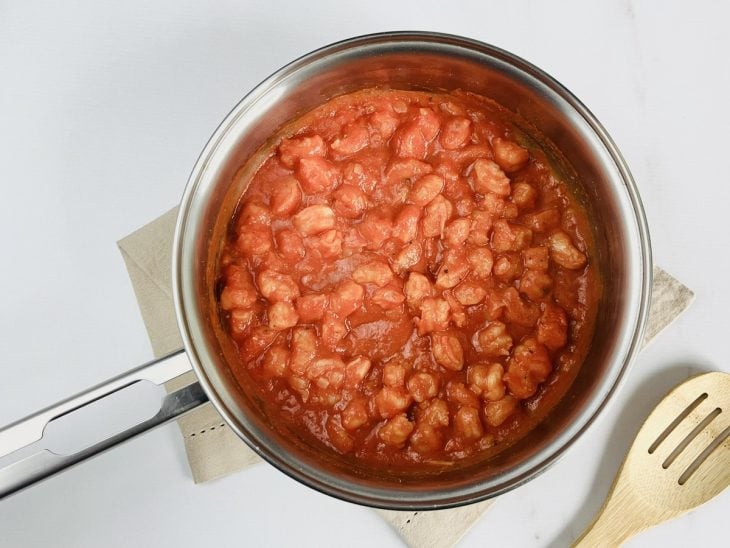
[{"x1": 217, "y1": 89, "x2": 599, "y2": 465}]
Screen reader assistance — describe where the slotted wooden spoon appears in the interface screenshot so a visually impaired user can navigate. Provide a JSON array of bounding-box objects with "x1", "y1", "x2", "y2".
[{"x1": 574, "y1": 371, "x2": 730, "y2": 547}]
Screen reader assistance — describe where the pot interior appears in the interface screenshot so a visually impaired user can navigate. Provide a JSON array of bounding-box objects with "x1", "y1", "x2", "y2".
[{"x1": 174, "y1": 33, "x2": 649, "y2": 508}]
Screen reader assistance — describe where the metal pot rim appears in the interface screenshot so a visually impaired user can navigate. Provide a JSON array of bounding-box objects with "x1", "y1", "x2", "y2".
[{"x1": 172, "y1": 31, "x2": 652, "y2": 509}]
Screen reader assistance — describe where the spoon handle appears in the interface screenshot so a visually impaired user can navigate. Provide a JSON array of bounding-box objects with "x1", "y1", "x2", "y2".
[{"x1": 573, "y1": 479, "x2": 646, "y2": 547}]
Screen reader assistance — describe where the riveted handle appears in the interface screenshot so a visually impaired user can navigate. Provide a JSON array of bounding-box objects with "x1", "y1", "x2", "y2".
[{"x1": 0, "y1": 350, "x2": 207, "y2": 499}]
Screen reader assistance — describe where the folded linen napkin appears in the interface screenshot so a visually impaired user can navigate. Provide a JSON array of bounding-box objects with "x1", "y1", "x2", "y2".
[{"x1": 118, "y1": 207, "x2": 694, "y2": 548}]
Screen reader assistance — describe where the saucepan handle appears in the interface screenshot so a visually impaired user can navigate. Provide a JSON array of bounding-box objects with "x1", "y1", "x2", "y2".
[{"x1": 0, "y1": 349, "x2": 208, "y2": 499}]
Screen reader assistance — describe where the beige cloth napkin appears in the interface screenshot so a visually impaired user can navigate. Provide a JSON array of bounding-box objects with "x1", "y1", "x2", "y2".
[{"x1": 118, "y1": 206, "x2": 694, "y2": 548}]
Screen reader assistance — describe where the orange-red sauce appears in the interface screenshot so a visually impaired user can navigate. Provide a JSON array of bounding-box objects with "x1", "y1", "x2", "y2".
[{"x1": 217, "y1": 89, "x2": 599, "y2": 466}]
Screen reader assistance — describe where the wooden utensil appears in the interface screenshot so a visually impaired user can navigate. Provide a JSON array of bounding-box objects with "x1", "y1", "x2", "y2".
[{"x1": 574, "y1": 371, "x2": 730, "y2": 547}]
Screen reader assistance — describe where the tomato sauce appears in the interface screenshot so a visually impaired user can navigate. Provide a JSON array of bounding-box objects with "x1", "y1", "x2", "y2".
[{"x1": 216, "y1": 89, "x2": 600, "y2": 466}]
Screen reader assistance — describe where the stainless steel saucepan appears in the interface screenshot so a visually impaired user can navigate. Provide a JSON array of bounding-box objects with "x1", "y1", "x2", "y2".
[{"x1": 0, "y1": 32, "x2": 651, "y2": 509}]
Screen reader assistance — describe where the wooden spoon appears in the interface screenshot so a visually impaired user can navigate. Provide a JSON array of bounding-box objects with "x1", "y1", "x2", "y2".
[{"x1": 574, "y1": 371, "x2": 730, "y2": 547}]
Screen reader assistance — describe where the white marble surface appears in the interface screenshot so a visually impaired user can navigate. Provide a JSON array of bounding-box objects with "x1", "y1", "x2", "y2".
[{"x1": 1, "y1": 1, "x2": 728, "y2": 546}]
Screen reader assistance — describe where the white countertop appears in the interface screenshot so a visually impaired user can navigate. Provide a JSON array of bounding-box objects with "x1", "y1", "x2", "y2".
[{"x1": 1, "y1": 1, "x2": 728, "y2": 546}]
